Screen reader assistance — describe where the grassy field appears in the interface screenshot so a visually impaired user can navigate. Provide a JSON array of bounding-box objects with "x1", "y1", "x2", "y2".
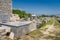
[{"x1": 29, "y1": 18, "x2": 60, "y2": 40}]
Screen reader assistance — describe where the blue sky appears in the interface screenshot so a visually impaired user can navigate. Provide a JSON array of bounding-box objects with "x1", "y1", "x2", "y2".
[{"x1": 12, "y1": 0, "x2": 60, "y2": 15}]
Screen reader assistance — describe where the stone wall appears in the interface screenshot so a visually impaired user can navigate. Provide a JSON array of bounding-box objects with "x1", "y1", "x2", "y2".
[
  {"x1": 0, "y1": 0, "x2": 12, "y2": 22},
  {"x1": 0, "y1": 0, "x2": 12, "y2": 15},
  {"x1": 0, "y1": 27, "x2": 7, "y2": 40}
]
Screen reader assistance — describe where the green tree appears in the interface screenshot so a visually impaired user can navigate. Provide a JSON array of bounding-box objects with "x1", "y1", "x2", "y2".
[{"x1": 12, "y1": 9, "x2": 32, "y2": 18}]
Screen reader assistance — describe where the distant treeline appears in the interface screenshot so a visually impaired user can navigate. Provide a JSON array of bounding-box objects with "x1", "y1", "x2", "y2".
[
  {"x1": 12, "y1": 9, "x2": 32, "y2": 18},
  {"x1": 12, "y1": 9, "x2": 59, "y2": 18},
  {"x1": 38, "y1": 14, "x2": 59, "y2": 18}
]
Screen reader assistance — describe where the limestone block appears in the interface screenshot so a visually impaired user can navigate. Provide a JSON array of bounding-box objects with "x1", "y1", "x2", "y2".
[
  {"x1": 9, "y1": 32, "x2": 14, "y2": 39},
  {"x1": 2, "y1": 25, "x2": 11, "y2": 32}
]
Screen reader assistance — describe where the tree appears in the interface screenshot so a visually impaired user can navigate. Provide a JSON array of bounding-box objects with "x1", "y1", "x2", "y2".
[
  {"x1": 41, "y1": 14, "x2": 49, "y2": 17},
  {"x1": 12, "y1": 9, "x2": 32, "y2": 18}
]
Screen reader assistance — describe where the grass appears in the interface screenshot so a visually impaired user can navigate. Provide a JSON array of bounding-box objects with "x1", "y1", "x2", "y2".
[
  {"x1": 41, "y1": 19, "x2": 55, "y2": 27},
  {"x1": 41, "y1": 20, "x2": 46, "y2": 27},
  {"x1": 47, "y1": 18, "x2": 60, "y2": 26},
  {"x1": 29, "y1": 29, "x2": 43, "y2": 37},
  {"x1": 47, "y1": 19, "x2": 54, "y2": 25},
  {"x1": 54, "y1": 20, "x2": 60, "y2": 26},
  {"x1": 29, "y1": 18, "x2": 60, "y2": 38},
  {"x1": 54, "y1": 37, "x2": 60, "y2": 40},
  {"x1": 29, "y1": 19, "x2": 54, "y2": 37}
]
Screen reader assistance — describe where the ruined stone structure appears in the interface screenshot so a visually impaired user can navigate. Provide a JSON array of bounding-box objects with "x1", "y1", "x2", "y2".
[
  {"x1": 0, "y1": 0, "x2": 12, "y2": 22},
  {"x1": 0, "y1": 0, "x2": 12, "y2": 14}
]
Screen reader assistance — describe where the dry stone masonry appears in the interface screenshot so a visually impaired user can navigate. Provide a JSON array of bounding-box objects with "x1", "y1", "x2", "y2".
[
  {"x1": 0, "y1": 0, "x2": 12, "y2": 22},
  {"x1": 0, "y1": 27, "x2": 6, "y2": 40}
]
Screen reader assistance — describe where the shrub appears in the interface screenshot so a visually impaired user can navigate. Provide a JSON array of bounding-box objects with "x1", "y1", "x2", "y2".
[{"x1": 41, "y1": 20, "x2": 46, "y2": 27}]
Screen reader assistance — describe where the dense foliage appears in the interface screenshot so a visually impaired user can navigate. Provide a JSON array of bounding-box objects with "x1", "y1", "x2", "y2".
[{"x1": 12, "y1": 9, "x2": 32, "y2": 18}]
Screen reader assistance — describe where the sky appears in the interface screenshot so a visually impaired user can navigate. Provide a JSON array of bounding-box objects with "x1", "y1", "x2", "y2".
[{"x1": 12, "y1": 0, "x2": 60, "y2": 15}]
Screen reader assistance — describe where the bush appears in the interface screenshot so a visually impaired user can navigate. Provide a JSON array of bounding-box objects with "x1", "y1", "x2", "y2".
[{"x1": 41, "y1": 20, "x2": 46, "y2": 27}]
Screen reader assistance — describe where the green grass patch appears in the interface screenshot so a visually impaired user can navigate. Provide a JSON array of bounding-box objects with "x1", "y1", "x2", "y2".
[
  {"x1": 54, "y1": 20, "x2": 60, "y2": 26},
  {"x1": 47, "y1": 19, "x2": 54, "y2": 25},
  {"x1": 47, "y1": 18, "x2": 60, "y2": 26},
  {"x1": 29, "y1": 29, "x2": 43, "y2": 37},
  {"x1": 54, "y1": 37, "x2": 60, "y2": 40},
  {"x1": 41, "y1": 20, "x2": 46, "y2": 27}
]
